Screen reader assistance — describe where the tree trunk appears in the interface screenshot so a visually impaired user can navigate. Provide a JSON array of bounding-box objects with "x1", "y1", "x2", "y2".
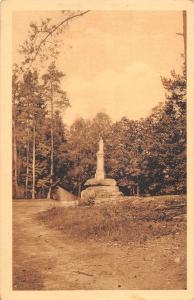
[
  {"x1": 13, "y1": 96, "x2": 18, "y2": 198},
  {"x1": 132, "y1": 185, "x2": 135, "y2": 196},
  {"x1": 25, "y1": 121, "x2": 30, "y2": 198},
  {"x1": 78, "y1": 182, "x2": 81, "y2": 197},
  {"x1": 32, "y1": 123, "x2": 36, "y2": 199},
  {"x1": 136, "y1": 184, "x2": 140, "y2": 196},
  {"x1": 47, "y1": 83, "x2": 54, "y2": 199},
  {"x1": 136, "y1": 176, "x2": 140, "y2": 196}
]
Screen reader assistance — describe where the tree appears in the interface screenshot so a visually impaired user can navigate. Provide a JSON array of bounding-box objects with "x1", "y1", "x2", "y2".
[
  {"x1": 12, "y1": 11, "x2": 88, "y2": 198},
  {"x1": 13, "y1": 40, "x2": 71, "y2": 199},
  {"x1": 160, "y1": 64, "x2": 186, "y2": 194},
  {"x1": 63, "y1": 118, "x2": 93, "y2": 195},
  {"x1": 23, "y1": 70, "x2": 48, "y2": 198},
  {"x1": 105, "y1": 117, "x2": 141, "y2": 195},
  {"x1": 42, "y1": 62, "x2": 70, "y2": 198},
  {"x1": 137, "y1": 63, "x2": 186, "y2": 195},
  {"x1": 12, "y1": 66, "x2": 51, "y2": 199}
]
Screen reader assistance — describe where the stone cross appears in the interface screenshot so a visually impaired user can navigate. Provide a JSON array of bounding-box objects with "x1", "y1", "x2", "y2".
[{"x1": 95, "y1": 137, "x2": 105, "y2": 180}]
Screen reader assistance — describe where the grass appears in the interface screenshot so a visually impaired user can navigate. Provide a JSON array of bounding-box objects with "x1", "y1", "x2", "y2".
[{"x1": 37, "y1": 195, "x2": 186, "y2": 245}]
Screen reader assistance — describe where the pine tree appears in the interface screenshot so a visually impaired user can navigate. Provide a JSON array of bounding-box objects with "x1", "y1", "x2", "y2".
[{"x1": 42, "y1": 62, "x2": 69, "y2": 198}]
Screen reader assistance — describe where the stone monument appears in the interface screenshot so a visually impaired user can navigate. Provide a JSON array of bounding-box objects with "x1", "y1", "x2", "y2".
[
  {"x1": 95, "y1": 137, "x2": 105, "y2": 180},
  {"x1": 81, "y1": 138, "x2": 123, "y2": 204}
]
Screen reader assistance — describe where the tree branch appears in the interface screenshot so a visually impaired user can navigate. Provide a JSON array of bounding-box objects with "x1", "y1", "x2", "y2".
[{"x1": 31, "y1": 10, "x2": 90, "y2": 66}]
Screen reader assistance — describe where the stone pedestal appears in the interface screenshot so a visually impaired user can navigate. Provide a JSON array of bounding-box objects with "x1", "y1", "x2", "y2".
[{"x1": 81, "y1": 184, "x2": 122, "y2": 200}]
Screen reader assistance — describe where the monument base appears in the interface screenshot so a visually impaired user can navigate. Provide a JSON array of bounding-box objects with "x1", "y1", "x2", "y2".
[{"x1": 81, "y1": 179, "x2": 123, "y2": 205}]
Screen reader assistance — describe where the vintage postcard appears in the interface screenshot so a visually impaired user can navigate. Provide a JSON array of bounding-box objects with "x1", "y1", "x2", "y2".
[{"x1": 1, "y1": 0, "x2": 194, "y2": 300}]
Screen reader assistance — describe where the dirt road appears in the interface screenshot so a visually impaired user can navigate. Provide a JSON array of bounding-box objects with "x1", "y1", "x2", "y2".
[{"x1": 13, "y1": 200, "x2": 186, "y2": 290}]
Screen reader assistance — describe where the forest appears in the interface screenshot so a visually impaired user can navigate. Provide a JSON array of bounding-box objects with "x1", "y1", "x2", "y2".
[
  {"x1": 12, "y1": 61, "x2": 186, "y2": 199},
  {"x1": 12, "y1": 12, "x2": 186, "y2": 199}
]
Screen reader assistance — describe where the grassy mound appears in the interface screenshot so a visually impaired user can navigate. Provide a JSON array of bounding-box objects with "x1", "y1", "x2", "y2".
[{"x1": 37, "y1": 195, "x2": 186, "y2": 245}]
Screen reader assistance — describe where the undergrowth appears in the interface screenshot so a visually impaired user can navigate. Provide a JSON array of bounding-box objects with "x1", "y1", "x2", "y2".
[{"x1": 37, "y1": 195, "x2": 186, "y2": 245}]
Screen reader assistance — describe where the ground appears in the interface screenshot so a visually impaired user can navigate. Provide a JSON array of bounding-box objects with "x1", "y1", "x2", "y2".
[{"x1": 13, "y1": 196, "x2": 186, "y2": 290}]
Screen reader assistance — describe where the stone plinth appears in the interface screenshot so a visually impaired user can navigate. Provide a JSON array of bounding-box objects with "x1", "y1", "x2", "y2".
[
  {"x1": 81, "y1": 177, "x2": 124, "y2": 204},
  {"x1": 81, "y1": 184, "x2": 123, "y2": 200}
]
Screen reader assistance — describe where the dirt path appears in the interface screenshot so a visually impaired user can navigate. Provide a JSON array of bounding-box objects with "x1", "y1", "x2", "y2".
[{"x1": 13, "y1": 200, "x2": 186, "y2": 290}]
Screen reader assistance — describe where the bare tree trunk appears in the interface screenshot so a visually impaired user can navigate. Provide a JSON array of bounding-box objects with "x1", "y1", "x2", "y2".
[
  {"x1": 136, "y1": 176, "x2": 140, "y2": 196},
  {"x1": 78, "y1": 182, "x2": 81, "y2": 197},
  {"x1": 32, "y1": 123, "x2": 36, "y2": 199},
  {"x1": 13, "y1": 97, "x2": 18, "y2": 198},
  {"x1": 136, "y1": 184, "x2": 140, "y2": 196},
  {"x1": 13, "y1": 125, "x2": 18, "y2": 197},
  {"x1": 25, "y1": 120, "x2": 30, "y2": 198},
  {"x1": 132, "y1": 185, "x2": 135, "y2": 196},
  {"x1": 47, "y1": 84, "x2": 54, "y2": 199}
]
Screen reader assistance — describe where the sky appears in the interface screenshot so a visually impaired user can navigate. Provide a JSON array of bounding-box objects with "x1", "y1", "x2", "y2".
[{"x1": 13, "y1": 11, "x2": 184, "y2": 125}]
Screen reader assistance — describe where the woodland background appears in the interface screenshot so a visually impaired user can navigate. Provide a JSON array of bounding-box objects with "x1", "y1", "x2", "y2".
[{"x1": 12, "y1": 11, "x2": 186, "y2": 199}]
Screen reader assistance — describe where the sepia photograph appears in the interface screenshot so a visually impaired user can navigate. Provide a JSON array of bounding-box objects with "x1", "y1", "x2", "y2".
[
  {"x1": 11, "y1": 9, "x2": 187, "y2": 291},
  {"x1": 1, "y1": 1, "x2": 194, "y2": 299}
]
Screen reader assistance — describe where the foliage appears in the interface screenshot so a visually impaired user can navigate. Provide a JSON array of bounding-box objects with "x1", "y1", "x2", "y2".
[
  {"x1": 13, "y1": 62, "x2": 186, "y2": 197},
  {"x1": 12, "y1": 64, "x2": 68, "y2": 198},
  {"x1": 13, "y1": 13, "x2": 186, "y2": 200}
]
